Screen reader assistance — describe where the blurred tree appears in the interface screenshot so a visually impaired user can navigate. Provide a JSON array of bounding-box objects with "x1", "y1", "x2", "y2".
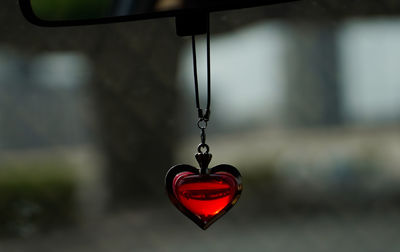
[{"x1": 90, "y1": 22, "x2": 183, "y2": 206}]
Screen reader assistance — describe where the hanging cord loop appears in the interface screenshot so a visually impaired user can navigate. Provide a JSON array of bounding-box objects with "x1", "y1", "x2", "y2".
[
  {"x1": 191, "y1": 28, "x2": 211, "y2": 123},
  {"x1": 192, "y1": 27, "x2": 211, "y2": 154}
]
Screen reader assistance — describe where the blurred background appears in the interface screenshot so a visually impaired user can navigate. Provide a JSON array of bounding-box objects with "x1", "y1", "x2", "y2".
[{"x1": 1, "y1": 0, "x2": 400, "y2": 251}]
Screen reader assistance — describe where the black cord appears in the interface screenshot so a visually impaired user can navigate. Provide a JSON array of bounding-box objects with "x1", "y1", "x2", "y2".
[
  {"x1": 191, "y1": 27, "x2": 211, "y2": 122},
  {"x1": 206, "y1": 27, "x2": 211, "y2": 111},
  {"x1": 191, "y1": 35, "x2": 200, "y2": 112}
]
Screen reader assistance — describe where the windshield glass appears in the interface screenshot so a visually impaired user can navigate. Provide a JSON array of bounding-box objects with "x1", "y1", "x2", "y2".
[{"x1": 1, "y1": 1, "x2": 400, "y2": 250}]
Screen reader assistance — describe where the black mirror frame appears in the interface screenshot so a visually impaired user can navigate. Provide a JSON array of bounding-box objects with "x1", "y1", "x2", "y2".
[{"x1": 19, "y1": 0, "x2": 298, "y2": 27}]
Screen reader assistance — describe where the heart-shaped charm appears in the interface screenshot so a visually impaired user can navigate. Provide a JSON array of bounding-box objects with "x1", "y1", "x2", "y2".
[{"x1": 166, "y1": 154, "x2": 242, "y2": 230}]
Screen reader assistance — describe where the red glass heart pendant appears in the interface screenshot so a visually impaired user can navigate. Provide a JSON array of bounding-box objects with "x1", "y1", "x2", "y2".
[{"x1": 166, "y1": 161, "x2": 242, "y2": 230}]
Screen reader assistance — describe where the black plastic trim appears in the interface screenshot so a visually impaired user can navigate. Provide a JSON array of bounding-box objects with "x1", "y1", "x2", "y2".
[{"x1": 176, "y1": 11, "x2": 209, "y2": 36}]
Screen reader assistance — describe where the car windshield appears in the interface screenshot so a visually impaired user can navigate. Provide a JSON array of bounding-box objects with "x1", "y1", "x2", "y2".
[{"x1": 1, "y1": 1, "x2": 400, "y2": 251}]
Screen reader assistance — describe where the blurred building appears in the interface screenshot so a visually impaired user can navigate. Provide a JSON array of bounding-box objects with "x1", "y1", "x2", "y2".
[
  {"x1": 179, "y1": 19, "x2": 400, "y2": 131},
  {"x1": 0, "y1": 49, "x2": 92, "y2": 150}
]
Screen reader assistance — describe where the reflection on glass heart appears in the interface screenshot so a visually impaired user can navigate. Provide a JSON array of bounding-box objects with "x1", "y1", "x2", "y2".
[
  {"x1": 173, "y1": 172, "x2": 237, "y2": 222},
  {"x1": 166, "y1": 164, "x2": 242, "y2": 230}
]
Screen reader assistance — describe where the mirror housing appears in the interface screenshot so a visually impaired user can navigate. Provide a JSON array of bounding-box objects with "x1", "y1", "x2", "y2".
[{"x1": 19, "y1": 0, "x2": 298, "y2": 35}]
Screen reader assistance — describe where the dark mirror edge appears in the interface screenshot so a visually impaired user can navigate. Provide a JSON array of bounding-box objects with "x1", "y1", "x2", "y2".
[{"x1": 18, "y1": 0, "x2": 298, "y2": 27}]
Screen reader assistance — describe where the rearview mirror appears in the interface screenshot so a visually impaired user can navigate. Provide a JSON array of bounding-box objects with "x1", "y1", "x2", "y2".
[{"x1": 19, "y1": 0, "x2": 297, "y2": 27}]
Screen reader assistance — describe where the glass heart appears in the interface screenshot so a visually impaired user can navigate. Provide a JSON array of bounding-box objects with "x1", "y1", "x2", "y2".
[
  {"x1": 166, "y1": 164, "x2": 242, "y2": 229},
  {"x1": 173, "y1": 172, "x2": 238, "y2": 222}
]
